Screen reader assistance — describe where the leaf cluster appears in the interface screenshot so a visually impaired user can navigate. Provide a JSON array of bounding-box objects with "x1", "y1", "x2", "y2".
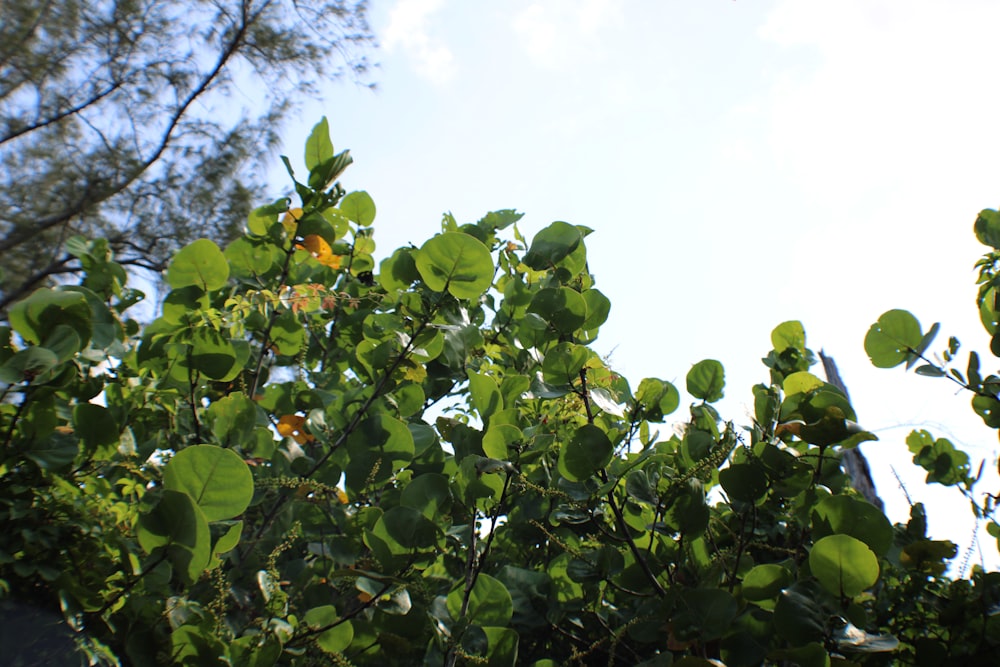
[{"x1": 1, "y1": 121, "x2": 998, "y2": 666}]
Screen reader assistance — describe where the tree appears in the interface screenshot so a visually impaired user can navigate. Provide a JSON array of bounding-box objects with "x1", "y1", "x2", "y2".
[
  {"x1": 1, "y1": 120, "x2": 998, "y2": 666},
  {"x1": 0, "y1": 0, "x2": 374, "y2": 312}
]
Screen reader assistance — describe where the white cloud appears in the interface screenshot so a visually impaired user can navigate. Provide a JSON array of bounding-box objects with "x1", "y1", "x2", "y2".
[
  {"x1": 511, "y1": 0, "x2": 624, "y2": 70},
  {"x1": 383, "y1": 0, "x2": 457, "y2": 85}
]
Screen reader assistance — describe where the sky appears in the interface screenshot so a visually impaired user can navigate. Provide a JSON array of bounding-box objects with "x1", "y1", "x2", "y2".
[{"x1": 268, "y1": 0, "x2": 1000, "y2": 569}]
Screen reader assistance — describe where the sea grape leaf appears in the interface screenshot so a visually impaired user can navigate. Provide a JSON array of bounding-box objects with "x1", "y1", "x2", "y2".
[
  {"x1": 166, "y1": 239, "x2": 229, "y2": 291},
  {"x1": 162, "y1": 445, "x2": 253, "y2": 522},
  {"x1": 447, "y1": 573, "x2": 513, "y2": 626},
  {"x1": 304, "y1": 117, "x2": 333, "y2": 171},
  {"x1": 415, "y1": 232, "x2": 493, "y2": 300},
  {"x1": 809, "y1": 534, "x2": 879, "y2": 598},
  {"x1": 558, "y1": 424, "x2": 613, "y2": 482},
  {"x1": 687, "y1": 359, "x2": 725, "y2": 402},
  {"x1": 864, "y1": 309, "x2": 922, "y2": 368},
  {"x1": 522, "y1": 221, "x2": 582, "y2": 270}
]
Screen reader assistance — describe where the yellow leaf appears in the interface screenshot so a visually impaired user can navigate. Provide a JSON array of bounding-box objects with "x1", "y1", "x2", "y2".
[{"x1": 282, "y1": 208, "x2": 303, "y2": 234}]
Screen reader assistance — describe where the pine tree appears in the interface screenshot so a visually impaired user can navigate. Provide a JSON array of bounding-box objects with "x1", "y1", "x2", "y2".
[{"x1": 0, "y1": 0, "x2": 374, "y2": 310}]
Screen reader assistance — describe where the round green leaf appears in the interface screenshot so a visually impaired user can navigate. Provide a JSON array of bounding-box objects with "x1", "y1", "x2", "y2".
[
  {"x1": 483, "y1": 424, "x2": 522, "y2": 460},
  {"x1": 558, "y1": 424, "x2": 613, "y2": 482},
  {"x1": 339, "y1": 190, "x2": 376, "y2": 226},
  {"x1": 528, "y1": 287, "x2": 587, "y2": 334},
  {"x1": 523, "y1": 221, "x2": 582, "y2": 270},
  {"x1": 771, "y1": 320, "x2": 806, "y2": 351},
  {"x1": 400, "y1": 473, "x2": 452, "y2": 520},
  {"x1": 783, "y1": 371, "x2": 824, "y2": 397},
  {"x1": 809, "y1": 534, "x2": 879, "y2": 597},
  {"x1": 634, "y1": 377, "x2": 680, "y2": 421},
  {"x1": 345, "y1": 415, "x2": 415, "y2": 494},
  {"x1": 974, "y1": 208, "x2": 1000, "y2": 248},
  {"x1": 864, "y1": 309, "x2": 922, "y2": 368},
  {"x1": 541, "y1": 342, "x2": 589, "y2": 386},
  {"x1": 719, "y1": 462, "x2": 769, "y2": 502},
  {"x1": 447, "y1": 573, "x2": 513, "y2": 626},
  {"x1": 137, "y1": 489, "x2": 211, "y2": 582},
  {"x1": 581, "y1": 288, "x2": 611, "y2": 331},
  {"x1": 0, "y1": 346, "x2": 59, "y2": 384},
  {"x1": 415, "y1": 232, "x2": 493, "y2": 299},
  {"x1": 303, "y1": 605, "x2": 354, "y2": 654},
  {"x1": 742, "y1": 564, "x2": 793, "y2": 602},
  {"x1": 811, "y1": 495, "x2": 893, "y2": 556},
  {"x1": 166, "y1": 239, "x2": 229, "y2": 291},
  {"x1": 162, "y1": 445, "x2": 254, "y2": 522},
  {"x1": 379, "y1": 247, "x2": 420, "y2": 291},
  {"x1": 379, "y1": 506, "x2": 440, "y2": 550},
  {"x1": 687, "y1": 359, "x2": 725, "y2": 402},
  {"x1": 8, "y1": 287, "x2": 92, "y2": 347},
  {"x1": 189, "y1": 328, "x2": 238, "y2": 379}
]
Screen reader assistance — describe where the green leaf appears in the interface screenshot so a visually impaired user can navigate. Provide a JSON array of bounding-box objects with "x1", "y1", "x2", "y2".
[
  {"x1": 447, "y1": 573, "x2": 513, "y2": 626},
  {"x1": 771, "y1": 320, "x2": 806, "y2": 351},
  {"x1": 339, "y1": 190, "x2": 376, "y2": 226},
  {"x1": 469, "y1": 371, "x2": 503, "y2": 420},
  {"x1": 687, "y1": 359, "x2": 725, "y2": 402},
  {"x1": 0, "y1": 346, "x2": 59, "y2": 384},
  {"x1": 379, "y1": 247, "x2": 420, "y2": 291},
  {"x1": 482, "y1": 626, "x2": 519, "y2": 666},
  {"x1": 782, "y1": 371, "x2": 824, "y2": 396},
  {"x1": 482, "y1": 424, "x2": 522, "y2": 460},
  {"x1": 974, "y1": 208, "x2": 1000, "y2": 248},
  {"x1": 581, "y1": 288, "x2": 611, "y2": 331},
  {"x1": 304, "y1": 117, "x2": 333, "y2": 171},
  {"x1": 522, "y1": 221, "x2": 582, "y2": 270},
  {"x1": 25, "y1": 431, "x2": 79, "y2": 470},
  {"x1": 811, "y1": 495, "x2": 893, "y2": 556},
  {"x1": 73, "y1": 403, "x2": 118, "y2": 456},
  {"x1": 400, "y1": 473, "x2": 452, "y2": 520},
  {"x1": 415, "y1": 232, "x2": 493, "y2": 299},
  {"x1": 211, "y1": 521, "x2": 243, "y2": 558},
  {"x1": 166, "y1": 239, "x2": 229, "y2": 291},
  {"x1": 742, "y1": 564, "x2": 793, "y2": 602},
  {"x1": 379, "y1": 506, "x2": 440, "y2": 550},
  {"x1": 864, "y1": 309, "x2": 922, "y2": 368},
  {"x1": 137, "y1": 489, "x2": 211, "y2": 583},
  {"x1": 634, "y1": 378, "x2": 680, "y2": 421},
  {"x1": 162, "y1": 445, "x2": 254, "y2": 522},
  {"x1": 8, "y1": 288, "x2": 92, "y2": 346},
  {"x1": 345, "y1": 415, "x2": 415, "y2": 494},
  {"x1": 673, "y1": 588, "x2": 738, "y2": 642},
  {"x1": 189, "y1": 327, "x2": 238, "y2": 380},
  {"x1": 541, "y1": 342, "x2": 589, "y2": 386},
  {"x1": 528, "y1": 287, "x2": 587, "y2": 334},
  {"x1": 303, "y1": 605, "x2": 354, "y2": 654},
  {"x1": 809, "y1": 534, "x2": 879, "y2": 597},
  {"x1": 558, "y1": 424, "x2": 613, "y2": 482},
  {"x1": 719, "y1": 463, "x2": 769, "y2": 502}
]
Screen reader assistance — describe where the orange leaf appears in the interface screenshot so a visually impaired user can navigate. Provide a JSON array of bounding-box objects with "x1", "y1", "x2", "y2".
[{"x1": 277, "y1": 414, "x2": 314, "y2": 444}]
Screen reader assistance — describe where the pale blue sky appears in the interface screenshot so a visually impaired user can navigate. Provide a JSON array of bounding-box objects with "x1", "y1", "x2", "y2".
[{"x1": 267, "y1": 0, "x2": 1000, "y2": 567}]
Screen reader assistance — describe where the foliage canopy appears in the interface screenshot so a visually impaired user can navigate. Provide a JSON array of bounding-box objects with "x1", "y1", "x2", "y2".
[{"x1": 2, "y1": 120, "x2": 1000, "y2": 666}]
